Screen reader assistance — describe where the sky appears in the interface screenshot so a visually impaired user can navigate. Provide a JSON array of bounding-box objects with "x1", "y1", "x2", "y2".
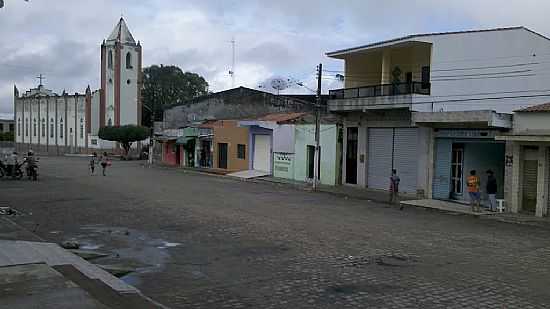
[{"x1": 2, "y1": 0, "x2": 550, "y2": 119}]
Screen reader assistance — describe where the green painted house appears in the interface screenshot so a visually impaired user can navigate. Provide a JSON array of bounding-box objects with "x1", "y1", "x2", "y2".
[{"x1": 273, "y1": 114, "x2": 342, "y2": 186}]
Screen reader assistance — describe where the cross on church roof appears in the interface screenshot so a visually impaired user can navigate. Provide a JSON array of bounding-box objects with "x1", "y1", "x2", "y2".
[{"x1": 36, "y1": 74, "x2": 45, "y2": 86}]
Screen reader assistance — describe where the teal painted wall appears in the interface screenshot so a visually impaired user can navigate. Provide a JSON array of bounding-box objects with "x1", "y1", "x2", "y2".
[
  {"x1": 463, "y1": 142, "x2": 505, "y2": 201},
  {"x1": 294, "y1": 124, "x2": 339, "y2": 186}
]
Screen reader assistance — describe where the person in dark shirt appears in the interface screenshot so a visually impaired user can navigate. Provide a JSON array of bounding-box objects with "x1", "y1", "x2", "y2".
[
  {"x1": 389, "y1": 169, "x2": 402, "y2": 209},
  {"x1": 486, "y1": 170, "x2": 498, "y2": 212}
]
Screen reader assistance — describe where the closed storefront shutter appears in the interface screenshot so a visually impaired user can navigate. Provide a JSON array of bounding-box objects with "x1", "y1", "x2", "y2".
[
  {"x1": 523, "y1": 160, "x2": 538, "y2": 213},
  {"x1": 393, "y1": 128, "x2": 418, "y2": 194},
  {"x1": 433, "y1": 139, "x2": 452, "y2": 199},
  {"x1": 367, "y1": 128, "x2": 393, "y2": 190}
]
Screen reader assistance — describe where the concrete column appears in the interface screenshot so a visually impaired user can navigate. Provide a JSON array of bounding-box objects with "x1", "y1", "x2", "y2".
[
  {"x1": 423, "y1": 128, "x2": 435, "y2": 199},
  {"x1": 503, "y1": 141, "x2": 514, "y2": 212},
  {"x1": 511, "y1": 144, "x2": 521, "y2": 213},
  {"x1": 357, "y1": 120, "x2": 368, "y2": 187},
  {"x1": 381, "y1": 50, "x2": 392, "y2": 84},
  {"x1": 536, "y1": 146, "x2": 548, "y2": 217}
]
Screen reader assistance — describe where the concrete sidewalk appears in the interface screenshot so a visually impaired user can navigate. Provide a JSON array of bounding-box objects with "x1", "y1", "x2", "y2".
[{"x1": 249, "y1": 176, "x2": 418, "y2": 204}]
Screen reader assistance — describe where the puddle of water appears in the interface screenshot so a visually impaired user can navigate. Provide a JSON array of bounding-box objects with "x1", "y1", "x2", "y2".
[
  {"x1": 157, "y1": 241, "x2": 182, "y2": 249},
  {"x1": 81, "y1": 244, "x2": 104, "y2": 250}
]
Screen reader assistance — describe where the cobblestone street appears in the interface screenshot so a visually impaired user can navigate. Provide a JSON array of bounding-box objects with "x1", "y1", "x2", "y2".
[{"x1": 2, "y1": 157, "x2": 550, "y2": 308}]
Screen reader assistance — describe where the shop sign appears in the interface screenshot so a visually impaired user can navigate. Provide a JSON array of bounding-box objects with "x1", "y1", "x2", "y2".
[{"x1": 435, "y1": 129, "x2": 497, "y2": 139}]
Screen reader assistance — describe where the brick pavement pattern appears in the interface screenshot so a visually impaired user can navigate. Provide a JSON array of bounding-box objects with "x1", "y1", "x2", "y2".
[{"x1": 1, "y1": 157, "x2": 550, "y2": 308}]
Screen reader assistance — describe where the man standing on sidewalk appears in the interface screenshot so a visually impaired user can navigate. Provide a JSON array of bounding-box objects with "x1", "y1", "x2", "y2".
[
  {"x1": 486, "y1": 170, "x2": 498, "y2": 212},
  {"x1": 467, "y1": 170, "x2": 481, "y2": 212},
  {"x1": 389, "y1": 169, "x2": 402, "y2": 210}
]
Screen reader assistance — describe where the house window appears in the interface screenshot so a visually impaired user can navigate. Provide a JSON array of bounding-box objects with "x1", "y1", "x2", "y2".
[
  {"x1": 50, "y1": 119, "x2": 54, "y2": 138},
  {"x1": 91, "y1": 139, "x2": 98, "y2": 145},
  {"x1": 126, "y1": 52, "x2": 132, "y2": 69},
  {"x1": 237, "y1": 144, "x2": 246, "y2": 159},
  {"x1": 17, "y1": 119, "x2": 21, "y2": 136},
  {"x1": 25, "y1": 119, "x2": 28, "y2": 136},
  {"x1": 60, "y1": 118, "x2": 64, "y2": 138},
  {"x1": 33, "y1": 119, "x2": 37, "y2": 137},
  {"x1": 41, "y1": 118, "x2": 46, "y2": 137},
  {"x1": 9, "y1": 123, "x2": 14, "y2": 133},
  {"x1": 108, "y1": 50, "x2": 113, "y2": 69},
  {"x1": 80, "y1": 118, "x2": 84, "y2": 139},
  {"x1": 0, "y1": 123, "x2": 3, "y2": 132}
]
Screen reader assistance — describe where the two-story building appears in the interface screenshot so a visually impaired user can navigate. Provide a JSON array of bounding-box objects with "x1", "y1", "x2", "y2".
[{"x1": 327, "y1": 27, "x2": 550, "y2": 205}]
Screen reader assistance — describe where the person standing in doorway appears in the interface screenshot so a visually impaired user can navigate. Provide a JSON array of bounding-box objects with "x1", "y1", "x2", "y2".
[
  {"x1": 467, "y1": 170, "x2": 481, "y2": 212},
  {"x1": 389, "y1": 169, "x2": 402, "y2": 210},
  {"x1": 100, "y1": 152, "x2": 110, "y2": 176},
  {"x1": 486, "y1": 170, "x2": 498, "y2": 212},
  {"x1": 89, "y1": 152, "x2": 97, "y2": 176}
]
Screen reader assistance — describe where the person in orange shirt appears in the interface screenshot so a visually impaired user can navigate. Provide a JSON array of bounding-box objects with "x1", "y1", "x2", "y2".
[{"x1": 467, "y1": 170, "x2": 481, "y2": 212}]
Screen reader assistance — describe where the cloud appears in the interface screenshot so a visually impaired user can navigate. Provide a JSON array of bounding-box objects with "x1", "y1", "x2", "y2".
[{"x1": 2, "y1": 0, "x2": 550, "y2": 116}]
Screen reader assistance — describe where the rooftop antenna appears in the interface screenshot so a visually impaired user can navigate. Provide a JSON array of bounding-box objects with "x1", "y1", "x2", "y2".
[{"x1": 229, "y1": 37, "x2": 236, "y2": 88}]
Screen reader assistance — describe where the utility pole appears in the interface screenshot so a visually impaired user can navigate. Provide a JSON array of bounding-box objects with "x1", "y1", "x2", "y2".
[
  {"x1": 313, "y1": 63, "x2": 322, "y2": 190},
  {"x1": 148, "y1": 80, "x2": 155, "y2": 166}
]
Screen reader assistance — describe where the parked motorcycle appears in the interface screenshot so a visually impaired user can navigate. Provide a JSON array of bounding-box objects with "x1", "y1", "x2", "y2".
[
  {"x1": 0, "y1": 160, "x2": 24, "y2": 179},
  {"x1": 25, "y1": 158, "x2": 39, "y2": 181}
]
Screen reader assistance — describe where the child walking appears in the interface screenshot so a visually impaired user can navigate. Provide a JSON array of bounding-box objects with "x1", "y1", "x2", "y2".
[
  {"x1": 101, "y1": 152, "x2": 110, "y2": 176},
  {"x1": 89, "y1": 152, "x2": 97, "y2": 175}
]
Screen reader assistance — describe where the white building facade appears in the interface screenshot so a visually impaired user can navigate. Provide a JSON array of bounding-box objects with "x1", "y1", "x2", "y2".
[
  {"x1": 14, "y1": 18, "x2": 142, "y2": 155},
  {"x1": 327, "y1": 27, "x2": 550, "y2": 208}
]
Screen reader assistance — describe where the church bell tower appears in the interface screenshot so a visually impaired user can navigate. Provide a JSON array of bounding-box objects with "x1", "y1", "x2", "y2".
[{"x1": 100, "y1": 18, "x2": 142, "y2": 128}]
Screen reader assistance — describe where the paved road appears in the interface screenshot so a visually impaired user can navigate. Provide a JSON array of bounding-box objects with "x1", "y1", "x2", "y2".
[{"x1": 2, "y1": 157, "x2": 550, "y2": 308}]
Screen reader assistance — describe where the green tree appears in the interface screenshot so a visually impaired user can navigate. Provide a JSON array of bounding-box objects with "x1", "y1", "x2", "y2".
[
  {"x1": 0, "y1": 131, "x2": 14, "y2": 142},
  {"x1": 142, "y1": 65, "x2": 209, "y2": 127},
  {"x1": 98, "y1": 125, "x2": 149, "y2": 158}
]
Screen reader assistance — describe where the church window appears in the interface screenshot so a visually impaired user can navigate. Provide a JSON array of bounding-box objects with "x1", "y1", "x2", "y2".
[
  {"x1": 17, "y1": 119, "x2": 21, "y2": 137},
  {"x1": 33, "y1": 119, "x2": 37, "y2": 137},
  {"x1": 108, "y1": 50, "x2": 113, "y2": 69},
  {"x1": 50, "y1": 119, "x2": 54, "y2": 138},
  {"x1": 109, "y1": 78, "x2": 113, "y2": 84},
  {"x1": 108, "y1": 118, "x2": 113, "y2": 126},
  {"x1": 127, "y1": 79, "x2": 131, "y2": 85},
  {"x1": 25, "y1": 119, "x2": 28, "y2": 137},
  {"x1": 60, "y1": 118, "x2": 64, "y2": 138},
  {"x1": 41, "y1": 118, "x2": 46, "y2": 137},
  {"x1": 126, "y1": 52, "x2": 132, "y2": 69},
  {"x1": 80, "y1": 118, "x2": 84, "y2": 139}
]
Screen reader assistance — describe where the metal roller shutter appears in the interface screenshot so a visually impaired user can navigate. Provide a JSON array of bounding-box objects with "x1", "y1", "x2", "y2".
[
  {"x1": 433, "y1": 139, "x2": 452, "y2": 199},
  {"x1": 523, "y1": 160, "x2": 538, "y2": 213},
  {"x1": 393, "y1": 128, "x2": 418, "y2": 194},
  {"x1": 367, "y1": 128, "x2": 393, "y2": 190}
]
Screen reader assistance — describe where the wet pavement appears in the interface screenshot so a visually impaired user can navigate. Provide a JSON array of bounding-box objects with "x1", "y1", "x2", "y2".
[{"x1": 2, "y1": 156, "x2": 550, "y2": 308}]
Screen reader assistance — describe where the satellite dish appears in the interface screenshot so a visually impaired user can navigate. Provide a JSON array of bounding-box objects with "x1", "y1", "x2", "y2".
[{"x1": 270, "y1": 77, "x2": 288, "y2": 94}]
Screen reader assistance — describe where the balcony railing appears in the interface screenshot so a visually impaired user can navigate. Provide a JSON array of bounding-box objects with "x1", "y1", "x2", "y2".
[{"x1": 329, "y1": 82, "x2": 431, "y2": 100}]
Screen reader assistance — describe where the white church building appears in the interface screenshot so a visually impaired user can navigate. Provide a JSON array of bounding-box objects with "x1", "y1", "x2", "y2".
[{"x1": 14, "y1": 18, "x2": 143, "y2": 155}]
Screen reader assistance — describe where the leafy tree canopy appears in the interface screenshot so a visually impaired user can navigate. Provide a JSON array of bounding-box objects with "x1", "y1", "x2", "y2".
[
  {"x1": 98, "y1": 125, "x2": 149, "y2": 156},
  {"x1": 142, "y1": 65, "x2": 209, "y2": 127}
]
